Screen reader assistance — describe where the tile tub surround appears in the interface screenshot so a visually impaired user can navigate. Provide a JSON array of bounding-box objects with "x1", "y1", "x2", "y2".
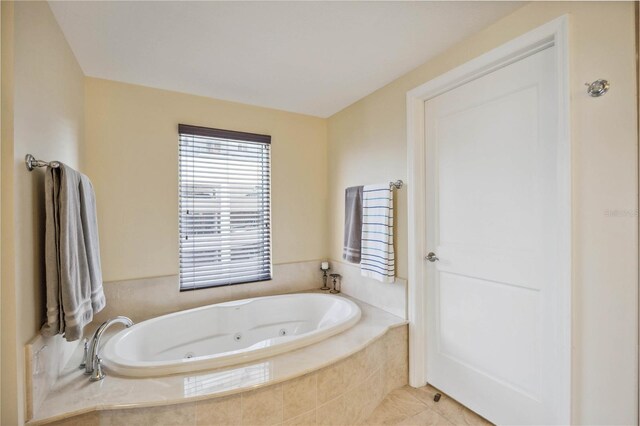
[
  {"x1": 93, "y1": 260, "x2": 326, "y2": 324},
  {"x1": 27, "y1": 295, "x2": 408, "y2": 424},
  {"x1": 330, "y1": 260, "x2": 407, "y2": 319},
  {"x1": 25, "y1": 260, "x2": 327, "y2": 421}
]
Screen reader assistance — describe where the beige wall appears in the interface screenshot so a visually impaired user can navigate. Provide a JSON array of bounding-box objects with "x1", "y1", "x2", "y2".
[
  {"x1": 1, "y1": 2, "x2": 85, "y2": 424},
  {"x1": 0, "y1": 1, "x2": 637, "y2": 424},
  {"x1": 84, "y1": 78, "x2": 328, "y2": 283},
  {"x1": 1, "y1": 2, "x2": 16, "y2": 424},
  {"x1": 327, "y1": 2, "x2": 638, "y2": 424}
]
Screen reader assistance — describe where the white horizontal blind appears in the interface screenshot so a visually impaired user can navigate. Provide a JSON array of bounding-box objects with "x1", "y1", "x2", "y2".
[{"x1": 179, "y1": 124, "x2": 272, "y2": 290}]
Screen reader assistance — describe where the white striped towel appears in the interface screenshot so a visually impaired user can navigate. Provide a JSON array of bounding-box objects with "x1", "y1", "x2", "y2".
[{"x1": 360, "y1": 183, "x2": 395, "y2": 283}]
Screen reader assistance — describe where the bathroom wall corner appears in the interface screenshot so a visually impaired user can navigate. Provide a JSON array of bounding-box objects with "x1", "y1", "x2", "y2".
[{"x1": 330, "y1": 260, "x2": 407, "y2": 319}]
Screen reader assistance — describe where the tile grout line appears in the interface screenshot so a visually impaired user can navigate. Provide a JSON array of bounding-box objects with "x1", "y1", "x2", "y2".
[
  {"x1": 240, "y1": 390, "x2": 244, "y2": 425},
  {"x1": 314, "y1": 373, "x2": 318, "y2": 425},
  {"x1": 286, "y1": 406, "x2": 316, "y2": 425}
]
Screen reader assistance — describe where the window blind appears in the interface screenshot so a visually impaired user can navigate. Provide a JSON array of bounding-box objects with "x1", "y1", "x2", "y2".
[{"x1": 178, "y1": 124, "x2": 272, "y2": 290}]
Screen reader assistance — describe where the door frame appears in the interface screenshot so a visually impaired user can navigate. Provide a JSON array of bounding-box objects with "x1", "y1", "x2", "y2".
[{"x1": 406, "y1": 15, "x2": 571, "y2": 421}]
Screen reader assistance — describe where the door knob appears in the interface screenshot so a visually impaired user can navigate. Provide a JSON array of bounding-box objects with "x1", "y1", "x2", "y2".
[{"x1": 425, "y1": 252, "x2": 439, "y2": 262}]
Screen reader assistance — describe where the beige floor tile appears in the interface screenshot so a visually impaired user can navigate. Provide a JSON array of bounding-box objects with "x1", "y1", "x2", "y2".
[
  {"x1": 364, "y1": 388, "x2": 427, "y2": 425},
  {"x1": 402, "y1": 385, "x2": 446, "y2": 410},
  {"x1": 395, "y1": 386, "x2": 492, "y2": 426},
  {"x1": 459, "y1": 408, "x2": 492, "y2": 426},
  {"x1": 432, "y1": 398, "x2": 492, "y2": 426},
  {"x1": 395, "y1": 408, "x2": 453, "y2": 426}
]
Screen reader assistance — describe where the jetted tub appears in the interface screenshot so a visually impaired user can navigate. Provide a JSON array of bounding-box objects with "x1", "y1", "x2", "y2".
[{"x1": 102, "y1": 293, "x2": 361, "y2": 377}]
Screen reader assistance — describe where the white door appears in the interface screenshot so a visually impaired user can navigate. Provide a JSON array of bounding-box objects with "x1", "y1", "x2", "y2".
[{"x1": 424, "y1": 46, "x2": 569, "y2": 425}]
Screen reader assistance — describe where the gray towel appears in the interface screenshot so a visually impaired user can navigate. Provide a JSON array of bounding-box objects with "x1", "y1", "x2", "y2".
[
  {"x1": 41, "y1": 164, "x2": 106, "y2": 342},
  {"x1": 343, "y1": 186, "x2": 364, "y2": 263}
]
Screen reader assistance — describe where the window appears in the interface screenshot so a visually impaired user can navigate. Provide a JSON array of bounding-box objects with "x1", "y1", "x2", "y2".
[{"x1": 178, "y1": 124, "x2": 272, "y2": 290}]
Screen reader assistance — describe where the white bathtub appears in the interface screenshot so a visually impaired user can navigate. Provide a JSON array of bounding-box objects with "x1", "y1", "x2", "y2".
[{"x1": 102, "y1": 293, "x2": 361, "y2": 377}]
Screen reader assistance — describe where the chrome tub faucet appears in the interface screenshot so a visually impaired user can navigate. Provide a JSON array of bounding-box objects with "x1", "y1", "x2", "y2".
[{"x1": 83, "y1": 316, "x2": 134, "y2": 382}]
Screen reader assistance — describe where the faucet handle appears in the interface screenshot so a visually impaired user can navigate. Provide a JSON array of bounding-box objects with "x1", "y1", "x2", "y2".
[
  {"x1": 79, "y1": 338, "x2": 89, "y2": 370},
  {"x1": 89, "y1": 357, "x2": 105, "y2": 382}
]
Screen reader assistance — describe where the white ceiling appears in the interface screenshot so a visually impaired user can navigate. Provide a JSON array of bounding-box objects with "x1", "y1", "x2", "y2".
[{"x1": 49, "y1": 1, "x2": 523, "y2": 117}]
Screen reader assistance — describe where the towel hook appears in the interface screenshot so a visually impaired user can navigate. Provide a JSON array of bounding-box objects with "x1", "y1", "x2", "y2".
[{"x1": 585, "y1": 79, "x2": 609, "y2": 97}]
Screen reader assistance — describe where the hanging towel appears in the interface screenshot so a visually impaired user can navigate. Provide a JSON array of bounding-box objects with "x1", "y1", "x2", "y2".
[
  {"x1": 343, "y1": 186, "x2": 364, "y2": 263},
  {"x1": 41, "y1": 164, "x2": 106, "y2": 342},
  {"x1": 361, "y1": 184, "x2": 395, "y2": 283}
]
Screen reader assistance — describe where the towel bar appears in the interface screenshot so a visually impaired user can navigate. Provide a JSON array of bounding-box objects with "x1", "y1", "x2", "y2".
[{"x1": 25, "y1": 154, "x2": 60, "y2": 171}]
